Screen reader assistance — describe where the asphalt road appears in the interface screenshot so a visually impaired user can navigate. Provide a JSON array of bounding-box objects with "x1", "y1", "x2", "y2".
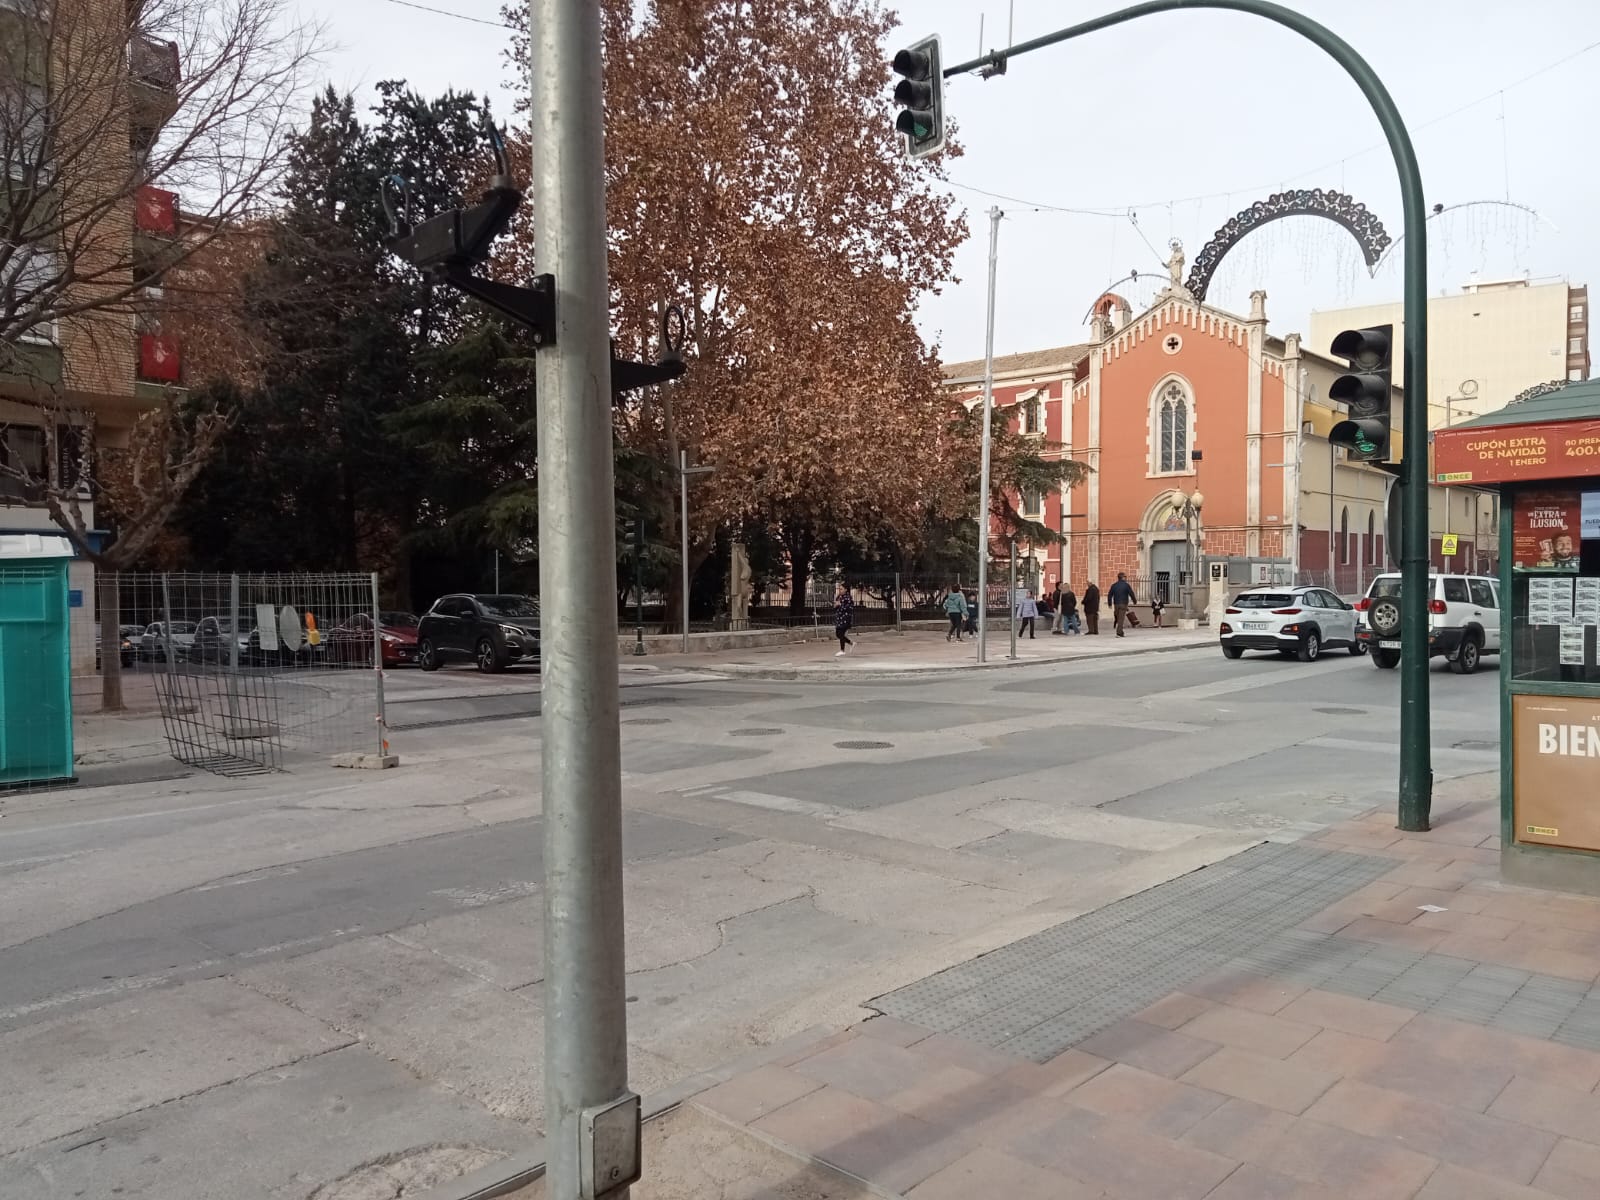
[{"x1": 0, "y1": 643, "x2": 1501, "y2": 1198}]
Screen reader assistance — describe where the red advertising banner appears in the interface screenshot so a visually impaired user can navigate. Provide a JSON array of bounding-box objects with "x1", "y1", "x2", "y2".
[
  {"x1": 1435, "y1": 420, "x2": 1600, "y2": 485},
  {"x1": 1513, "y1": 489, "x2": 1583, "y2": 570}
]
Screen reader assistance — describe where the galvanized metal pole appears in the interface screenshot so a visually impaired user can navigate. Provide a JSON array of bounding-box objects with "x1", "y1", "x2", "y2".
[
  {"x1": 975, "y1": 206, "x2": 1001, "y2": 664},
  {"x1": 226, "y1": 572, "x2": 240, "y2": 723},
  {"x1": 371, "y1": 572, "x2": 388, "y2": 757},
  {"x1": 529, "y1": 2, "x2": 637, "y2": 1196},
  {"x1": 680, "y1": 450, "x2": 690, "y2": 654},
  {"x1": 1007, "y1": 540, "x2": 1017, "y2": 660},
  {"x1": 893, "y1": 571, "x2": 902, "y2": 634},
  {"x1": 1290, "y1": 379, "x2": 1304, "y2": 584}
]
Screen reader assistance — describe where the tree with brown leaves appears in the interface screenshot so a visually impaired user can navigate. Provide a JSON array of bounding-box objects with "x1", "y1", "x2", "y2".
[{"x1": 503, "y1": 0, "x2": 968, "y2": 613}]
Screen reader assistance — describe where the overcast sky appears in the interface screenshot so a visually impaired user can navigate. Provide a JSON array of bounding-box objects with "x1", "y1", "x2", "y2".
[{"x1": 311, "y1": 0, "x2": 1600, "y2": 367}]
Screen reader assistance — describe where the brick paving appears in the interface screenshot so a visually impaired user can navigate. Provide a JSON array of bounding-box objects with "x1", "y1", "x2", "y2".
[{"x1": 685, "y1": 786, "x2": 1600, "y2": 1197}]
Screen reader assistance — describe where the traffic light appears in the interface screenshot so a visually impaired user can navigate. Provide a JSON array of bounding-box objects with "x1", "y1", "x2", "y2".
[
  {"x1": 892, "y1": 35, "x2": 945, "y2": 159},
  {"x1": 1328, "y1": 324, "x2": 1394, "y2": 464}
]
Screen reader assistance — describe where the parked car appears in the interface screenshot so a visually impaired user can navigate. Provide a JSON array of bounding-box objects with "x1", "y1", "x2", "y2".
[
  {"x1": 1218, "y1": 586, "x2": 1364, "y2": 662},
  {"x1": 327, "y1": 611, "x2": 420, "y2": 667},
  {"x1": 189, "y1": 616, "x2": 252, "y2": 664},
  {"x1": 139, "y1": 620, "x2": 197, "y2": 662},
  {"x1": 95, "y1": 624, "x2": 142, "y2": 669},
  {"x1": 1355, "y1": 572, "x2": 1500, "y2": 673},
  {"x1": 417, "y1": 593, "x2": 540, "y2": 673}
]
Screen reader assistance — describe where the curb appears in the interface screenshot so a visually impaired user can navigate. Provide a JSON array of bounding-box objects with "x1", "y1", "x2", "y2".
[{"x1": 703, "y1": 635, "x2": 1213, "y2": 681}]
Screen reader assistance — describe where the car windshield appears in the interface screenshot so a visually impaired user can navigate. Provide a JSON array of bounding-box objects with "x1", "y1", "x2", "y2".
[
  {"x1": 1234, "y1": 593, "x2": 1294, "y2": 609},
  {"x1": 381, "y1": 611, "x2": 418, "y2": 626},
  {"x1": 167, "y1": 621, "x2": 196, "y2": 635},
  {"x1": 120, "y1": 625, "x2": 143, "y2": 636},
  {"x1": 478, "y1": 595, "x2": 539, "y2": 619},
  {"x1": 207, "y1": 618, "x2": 236, "y2": 632},
  {"x1": 1369, "y1": 578, "x2": 1403, "y2": 598}
]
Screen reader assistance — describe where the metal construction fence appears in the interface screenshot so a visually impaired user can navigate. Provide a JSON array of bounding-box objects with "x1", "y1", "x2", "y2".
[{"x1": 78, "y1": 571, "x2": 389, "y2": 778}]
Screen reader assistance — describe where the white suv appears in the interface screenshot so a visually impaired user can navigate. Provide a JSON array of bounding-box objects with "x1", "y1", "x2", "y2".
[
  {"x1": 1219, "y1": 586, "x2": 1364, "y2": 662},
  {"x1": 1355, "y1": 573, "x2": 1500, "y2": 673}
]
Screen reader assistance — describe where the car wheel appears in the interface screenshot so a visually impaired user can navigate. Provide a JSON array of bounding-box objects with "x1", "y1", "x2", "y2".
[
  {"x1": 476, "y1": 638, "x2": 505, "y2": 674},
  {"x1": 1349, "y1": 640, "x2": 1368, "y2": 656},
  {"x1": 1222, "y1": 645, "x2": 1244, "y2": 660},
  {"x1": 1298, "y1": 632, "x2": 1321, "y2": 663},
  {"x1": 1374, "y1": 647, "x2": 1400, "y2": 670},
  {"x1": 1450, "y1": 636, "x2": 1481, "y2": 675},
  {"x1": 418, "y1": 639, "x2": 440, "y2": 671}
]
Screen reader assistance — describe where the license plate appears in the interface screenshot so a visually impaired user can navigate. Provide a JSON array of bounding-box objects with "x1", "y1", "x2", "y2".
[
  {"x1": 1380, "y1": 640, "x2": 1401, "y2": 649},
  {"x1": 1243, "y1": 622, "x2": 1268, "y2": 630}
]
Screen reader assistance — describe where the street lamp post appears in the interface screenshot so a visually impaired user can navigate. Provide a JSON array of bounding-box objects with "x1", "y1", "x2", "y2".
[
  {"x1": 1174, "y1": 490, "x2": 1204, "y2": 617},
  {"x1": 940, "y1": 0, "x2": 1435, "y2": 829}
]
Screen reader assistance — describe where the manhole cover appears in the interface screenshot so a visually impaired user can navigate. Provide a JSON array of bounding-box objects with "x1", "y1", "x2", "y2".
[
  {"x1": 834, "y1": 740, "x2": 893, "y2": 750},
  {"x1": 624, "y1": 717, "x2": 671, "y2": 725},
  {"x1": 1453, "y1": 739, "x2": 1497, "y2": 751},
  {"x1": 1314, "y1": 707, "x2": 1367, "y2": 716},
  {"x1": 731, "y1": 727, "x2": 784, "y2": 737}
]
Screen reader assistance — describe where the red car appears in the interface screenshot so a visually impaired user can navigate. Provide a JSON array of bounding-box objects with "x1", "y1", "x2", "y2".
[{"x1": 327, "y1": 611, "x2": 420, "y2": 667}]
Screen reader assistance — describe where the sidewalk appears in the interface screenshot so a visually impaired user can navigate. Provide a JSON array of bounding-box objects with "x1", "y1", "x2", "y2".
[
  {"x1": 678, "y1": 623, "x2": 1213, "y2": 680},
  {"x1": 650, "y1": 776, "x2": 1600, "y2": 1198}
]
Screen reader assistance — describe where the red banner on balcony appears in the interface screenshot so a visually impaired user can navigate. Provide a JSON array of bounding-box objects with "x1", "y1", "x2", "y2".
[
  {"x1": 138, "y1": 334, "x2": 181, "y2": 382},
  {"x1": 136, "y1": 185, "x2": 177, "y2": 234}
]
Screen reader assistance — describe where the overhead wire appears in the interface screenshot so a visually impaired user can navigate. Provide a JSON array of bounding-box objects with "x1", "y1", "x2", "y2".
[
  {"x1": 948, "y1": 36, "x2": 1600, "y2": 216},
  {"x1": 371, "y1": 0, "x2": 517, "y2": 29}
]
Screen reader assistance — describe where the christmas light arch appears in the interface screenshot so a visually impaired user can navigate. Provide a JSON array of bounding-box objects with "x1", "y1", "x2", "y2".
[{"x1": 1184, "y1": 189, "x2": 1393, "y2": 303}]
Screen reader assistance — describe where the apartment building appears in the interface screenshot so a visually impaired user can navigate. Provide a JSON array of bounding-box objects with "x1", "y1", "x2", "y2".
[
  {"x1": 1, "y1": 0, "x2": 184, "y2": 663},
  {"x1": 1310, "y1": 276, "x2": 1590, "y2": 427}
]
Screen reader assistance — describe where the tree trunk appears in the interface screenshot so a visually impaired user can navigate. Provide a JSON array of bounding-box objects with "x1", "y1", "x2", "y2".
[
  {"x1": 784, "y1": 525, "x2": 814, "y2": 613},
  {"x1": 97, "y1": 568, "x2": 124, "y2": 713}
]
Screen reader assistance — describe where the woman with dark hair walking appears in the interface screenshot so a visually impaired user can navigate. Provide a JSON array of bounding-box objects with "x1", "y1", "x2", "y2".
[{"x1": 833, "y1": 581, "x2": 854, "y2": 656}]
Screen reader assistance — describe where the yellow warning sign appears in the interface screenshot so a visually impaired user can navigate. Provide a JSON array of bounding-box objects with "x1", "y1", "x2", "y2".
[
  {"x1": 1441, "y1": 533, "x2": 1459, "y2": 556},
  {"x1": 1526, "y1": 825, "x2": 1559, "y2": 838}
]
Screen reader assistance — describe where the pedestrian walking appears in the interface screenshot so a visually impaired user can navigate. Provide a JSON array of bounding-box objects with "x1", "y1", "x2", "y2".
[
  {"x1": 943, "y1": 584, "x2": 968, "y2": 641},
  {"x1": 1109, "y1": 572, "x2": 1136, "y2": 637},
  {"x1": 963, "y1": 589, "x2": 978, "y2": 636},
  {"x1": 1150, "y1": 595, "x2": 1166, "y2": 627},
  {"x1": 1016, "y1": 589, "x2": 1039, "y2": 639},
  {"x1": 1083, "y1": 582, "x2": 1101, "y2": 635},
  {"x1": 1048, "y1": 582, "x2": 1063, "y2": 631},
  {"x1": 833, "y1": 581, "x2": 854, "y2": 656}
]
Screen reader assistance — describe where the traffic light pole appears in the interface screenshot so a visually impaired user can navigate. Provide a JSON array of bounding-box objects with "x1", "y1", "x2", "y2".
[
  {"x1": 975, "y1": 206, "x2": 1000, "y2": 664},
  {"x1": 528, "y1": 1, "x2": 639, "y2": 1197},
  {"x1": 945, "y1": 0, "x2": 1433, "y2": 830}
]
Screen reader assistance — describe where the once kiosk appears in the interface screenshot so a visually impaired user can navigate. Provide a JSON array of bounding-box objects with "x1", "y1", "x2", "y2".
[{"x1": 1435, "y1": 380, "x2": 1600, "y2": 892}]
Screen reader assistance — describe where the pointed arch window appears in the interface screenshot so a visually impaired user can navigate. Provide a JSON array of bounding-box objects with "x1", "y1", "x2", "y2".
[{"x1": 1156, "y1": 381, "x2": 1189, "y2": 473}]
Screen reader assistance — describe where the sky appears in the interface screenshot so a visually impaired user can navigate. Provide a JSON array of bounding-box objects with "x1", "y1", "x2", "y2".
[{"x1": 310, "y1": 0, "x2": 1600, "y2": 367}]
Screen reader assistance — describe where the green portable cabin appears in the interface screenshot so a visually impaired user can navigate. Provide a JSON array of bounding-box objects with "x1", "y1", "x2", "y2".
[{"x1": 0, "y1": 534, "x2": 75, "y2": 786}]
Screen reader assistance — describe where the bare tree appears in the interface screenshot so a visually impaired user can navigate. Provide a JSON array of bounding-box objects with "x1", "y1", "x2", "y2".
[{"x1": 0, "y1": 0, "x2": 320, "y2": 709}]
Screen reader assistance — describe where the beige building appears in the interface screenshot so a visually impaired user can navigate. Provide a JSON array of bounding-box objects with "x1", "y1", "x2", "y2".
[{"x1": 1310, "y1": 276, "x2": 1590, "y2": 426}]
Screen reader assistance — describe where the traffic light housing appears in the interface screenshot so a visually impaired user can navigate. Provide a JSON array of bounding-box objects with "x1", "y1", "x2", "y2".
[
  {"x1": 892, "y1": 35, "x2": 945, "y2": 159},
  {"x1": 1328, "y1": 324, "x2": 1394, "y2": 464}
]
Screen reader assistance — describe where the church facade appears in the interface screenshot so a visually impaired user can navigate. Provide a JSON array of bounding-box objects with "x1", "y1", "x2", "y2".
[{"x1": 941, "y1": 246, "x2": 1449, "y2": 601}]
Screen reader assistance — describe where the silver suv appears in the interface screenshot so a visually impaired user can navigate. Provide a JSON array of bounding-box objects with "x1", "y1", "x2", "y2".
[{"x1": 1355, "y1": 573, "x2": 1500, "y2": 674}]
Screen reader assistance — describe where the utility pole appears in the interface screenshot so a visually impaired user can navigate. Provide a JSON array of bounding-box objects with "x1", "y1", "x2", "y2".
[
  {"x1": 975, "y1": 206, "x2": 1001, "y2": 663},
  {"x1": 528, "y1": 1, "x2": 639, "y2": 1196},
  {"x1": 678, "y1": 451, "x2": 715, "y2": 653}
]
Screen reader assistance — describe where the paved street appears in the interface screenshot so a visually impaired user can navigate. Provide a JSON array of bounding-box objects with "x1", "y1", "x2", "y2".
[{"x1": 0, "y1": 643, "x2": 1500, "y2": 1198}]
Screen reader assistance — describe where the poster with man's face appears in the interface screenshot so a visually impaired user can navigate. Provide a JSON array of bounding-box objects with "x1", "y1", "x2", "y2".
[{"x1": 1514, "y1": 490, "x2": 1583, "y2": 571}]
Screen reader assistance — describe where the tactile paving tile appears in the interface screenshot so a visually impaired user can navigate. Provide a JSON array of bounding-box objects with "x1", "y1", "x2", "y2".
[{"x1": 868, "y1": 842, "x2": 1396, "y2": 1062}]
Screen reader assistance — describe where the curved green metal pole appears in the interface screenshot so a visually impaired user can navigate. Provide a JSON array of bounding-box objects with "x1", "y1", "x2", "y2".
[{"x1": 949, "y1": 0, "x2": 1433, "y2": 829}]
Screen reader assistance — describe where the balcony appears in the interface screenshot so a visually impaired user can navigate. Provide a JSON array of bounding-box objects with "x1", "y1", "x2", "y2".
[
  {"x1": 137, "y1": 333, "x2": 181, "y2": 384},
  {"x1": 129, "y1": 34, "x2": 180, "y2": 130}
]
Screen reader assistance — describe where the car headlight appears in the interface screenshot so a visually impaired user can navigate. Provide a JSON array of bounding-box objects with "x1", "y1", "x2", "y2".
[
  {"x1": 380, "y1": 633, "x2": 399, "y2": 644},
  {"x1": 500, "y1": 624, "x2": 523, "y2": 638}
]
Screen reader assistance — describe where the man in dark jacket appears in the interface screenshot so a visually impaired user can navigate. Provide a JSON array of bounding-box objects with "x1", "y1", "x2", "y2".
[
  {"x1": 1082, "y1": 582, "x2": 1101, "y2": 635},
  {"x1": 1108, "y1": 572, "x2": 1136, "y2": 637},
  {"x1": 1059, "y1": 584, "x2": 1079, "y2": 633}
]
